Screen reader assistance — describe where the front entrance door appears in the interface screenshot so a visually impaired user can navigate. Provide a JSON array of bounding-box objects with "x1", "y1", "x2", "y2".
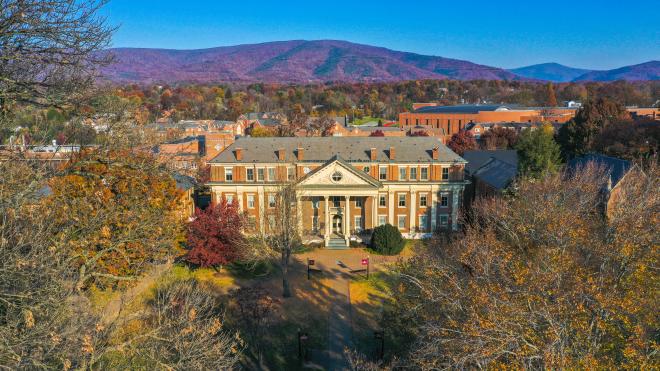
[{"x1": 332, "y1": 215, "x2": 342, "y2": 234}]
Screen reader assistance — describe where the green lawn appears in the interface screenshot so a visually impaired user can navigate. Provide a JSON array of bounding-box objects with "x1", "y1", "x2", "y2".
[{"x1": 351, "y1": 116, "x2": 388, "y2": 126}]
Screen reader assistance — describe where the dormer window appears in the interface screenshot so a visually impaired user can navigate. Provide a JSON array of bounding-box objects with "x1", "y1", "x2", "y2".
[{"x1": 331, "y1": 171, "x2": 343, "y2": 182}]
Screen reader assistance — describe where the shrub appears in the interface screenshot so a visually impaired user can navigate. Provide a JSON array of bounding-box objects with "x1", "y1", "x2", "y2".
[{"x1": 370, "y1": 224, "x2": 405, "y2": 255}]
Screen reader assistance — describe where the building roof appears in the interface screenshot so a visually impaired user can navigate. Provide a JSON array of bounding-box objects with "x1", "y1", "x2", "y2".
[
  {"x1": 463, "y1": 150, "x2": 519, "y2": 175},
  {"x1": 209, "y1": 137, "x2": 464, "y2": 164},
  {"x1": 173, "y1": 173, "x2": 197, "y2": 191},
  {"x1": 413, "y1": 104, "x2": 524, "y2": 114},
  {"x1": 566, "y1": 154, "x2": 632, "y2": 188},
  {"x1": 473, "y1": 158, "x2": 518, "y2": 190}
]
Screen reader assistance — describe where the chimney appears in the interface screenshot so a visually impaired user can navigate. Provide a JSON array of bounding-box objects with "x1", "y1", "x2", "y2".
[
  {"x1": 234, "y1": 148, "x2": 243, "y2": 161},
  {"x1": 297, "y1": 147, "x2": 304, "y2": 161},
  {"x1": 277, "y1": 148, "x2": 285, "y2": 161},
  {"x1": 432, "y1": 146, "x2": 439, "y2": 160},
  {"x1": 370, "y1": 148, "x2": 377, "y2": 161},
  {"x1": 389, "y1": 146, "x2": 395, "y2": 160}
]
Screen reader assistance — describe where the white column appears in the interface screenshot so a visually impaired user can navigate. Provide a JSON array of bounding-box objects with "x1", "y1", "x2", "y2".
[
  {"x1": 257, "y1": 189, "x2": 265, "y2": 234},
  {"x1": 451, "y1": 187, "x2": 460, "y2": 231},
  {"x1": 409, "y1": 190, "x2": 416, "y2": 234},
  {"x1": 371, "y1": 195, "x2": 378, "y2": 229},
  {"x1": 237, "y1": 192, "x2": 244, "y2": 212},
  {"x1": 344, "y1": 195, "x2": 350, "y2": 246},
  {"x1": 430, "y1": 188, "x2": 437, "y2": 231},
  {"x1": 388, "y1": 190, "x2": 394, "y2": 225},
  {"x1": 324, "y1": 195, "x2": 330, "y2": 244},
  {"x1": 296, "y1": 195, "x2": 303, "y2": 234}
]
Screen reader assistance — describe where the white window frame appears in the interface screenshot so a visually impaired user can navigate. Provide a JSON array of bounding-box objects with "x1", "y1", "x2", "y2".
[
  {"x1": 379, "y1": 166, "x2": 387, "y2": 180},
  {"x1": 267, "y1": 167, "x2": 276, "y2": 181},
  {"x1": 246, "y1": 168, "x2": 255, "y2": 181},
  {"x1": 257, "y1": 168, "x2": 265, "y2": 181},
  {"x1": 399, "y1": 167, "x2": 407, "y2": 181},
  {"x1": 397, "y1": 215, "x2": 406, "y2": 230},
  {"x1": 268, "y1": 194, "x2": 276, "y2": 208},
  {"x1": 442, "y1": 167, "x2": 449, "y2": 180},
  {"x1": 354, "y1": 216, "x2": 363, "y2": 233},
  {"x1": 247, "y1": 194, "x2": 255, "y2": 209},
  {"x1": 410, "y1": 167, "x2": 417, "y2": 180},
  {"x1": 420, "y1": 166, "x2": 429, "y2": 180},
  {"x1": 226, "y1": 194, "x2": 234, "y2": 204},
  {"x1": 378, "y1": 215, "x2": 387, "y2": 226},
  {"x1": 419, "y1": 215, "x2": 428, "y2": 231},
  {"x1": 355, "y1": 198, "x2": 363, "y2": 208},
  {"x1": 379, "y1": 194, "x2": 386, "y2": 207},
  {"x1": 287, "y1": 167, "x2": 295, "y2": 181},
  {"x1": 441, "y1": 193, "x2": 449, "y2": 207},
  {"x1": 225, "y1": 167, "x2": 233, "y2": 181},
  {"x1": 440, "y1": 214, "x2": 449, "y2": 226},
  {"x1": 419, "y1": 194, "x2": 427, "y2": 207},
  {"x1": 398, "y1": 193, "x2": 406, "y2": 207}
]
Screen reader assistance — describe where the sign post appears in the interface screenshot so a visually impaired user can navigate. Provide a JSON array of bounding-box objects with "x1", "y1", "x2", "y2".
[
  {"x1": 307, "y1": 259, "x2": 315, "y2": 280},
  {"x1": 361, "y1": 257, "x2": 369, "y2": 279}
]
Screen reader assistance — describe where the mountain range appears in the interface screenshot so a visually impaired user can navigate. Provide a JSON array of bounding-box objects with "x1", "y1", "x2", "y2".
[{"x1": 99, "y1": 40, "x2": 660, "y2": 84}]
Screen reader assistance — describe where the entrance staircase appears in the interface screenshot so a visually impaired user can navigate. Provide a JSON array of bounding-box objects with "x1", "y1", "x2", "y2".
[{"x1": 326, "y1": 236, "x2": 349, "y2": 250}]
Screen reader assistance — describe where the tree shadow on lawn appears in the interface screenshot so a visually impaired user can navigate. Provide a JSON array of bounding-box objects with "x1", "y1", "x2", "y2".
[{"x1": 226, "y1": 255, "x2": 356, "y2": 370}]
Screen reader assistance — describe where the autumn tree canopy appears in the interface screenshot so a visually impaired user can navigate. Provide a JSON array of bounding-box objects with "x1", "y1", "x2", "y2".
[
  {"x1": 447, "y1": 130, "x2": 477, "y2": 155},
  {"x1": 46, "y1": 150, "x2": 184, "y2": 289},
  {"x1": 186, "y1": 200, "x2": 246, "y2": 268},
  {"x1": 385, "y1": 164, "x2": 659, "y2": 369}
]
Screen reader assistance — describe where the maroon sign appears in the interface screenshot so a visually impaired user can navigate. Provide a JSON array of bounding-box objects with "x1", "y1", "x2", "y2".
[
  {"x1": 361, "y1": 258, "x2": 369, "y2": 266},
  {"x1": 308, "y1": 259, "x2": 315, "y2": 266}
]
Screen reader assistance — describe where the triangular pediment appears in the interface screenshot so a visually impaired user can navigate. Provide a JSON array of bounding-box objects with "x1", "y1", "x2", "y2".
[{"x1": 297, "y1": 157, "x2": 380, "y2": 188}]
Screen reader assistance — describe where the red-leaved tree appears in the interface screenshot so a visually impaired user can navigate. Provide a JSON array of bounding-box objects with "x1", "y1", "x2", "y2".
[
  {"x1": 447, "y1": 130, "x2": 477, "y2": 155},
  {"x1": 369, "y1": 129, "x2": 385, "y2": 137},
  {"x1": 186, "y1": 200, "x2": 245, "y2": 268}
]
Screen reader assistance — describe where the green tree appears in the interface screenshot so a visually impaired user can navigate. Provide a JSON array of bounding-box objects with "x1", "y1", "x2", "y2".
[
  {"x1": 371, "y1": 224, "x2": 405, "y2": 255},
  {"x1": 515, "y1": 123, "x2": 561, "y2": 177},
  {"x1": 557, "y1": 98, "x2": 631, "y2": 159}
]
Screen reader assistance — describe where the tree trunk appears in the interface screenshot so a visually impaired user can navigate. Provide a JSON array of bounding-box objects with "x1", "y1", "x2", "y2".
[{"x1": 282, "y1": 249, "x2": 291, "y2": 298}]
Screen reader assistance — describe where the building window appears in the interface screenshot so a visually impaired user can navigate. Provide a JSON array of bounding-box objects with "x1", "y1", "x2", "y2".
[
  {"x1": 312, "y1": 216, "x2": 319, "y2": 232},
  {"x1": 398, "y1": 194, "x2": 406, "y2": 207},
  {"x1": 332, "y1": 171, "x2": 343, "y2": 182},
  {"x1": 268, "y1": 194, "x2": 276, "y2": 208},
  {"x1": 355, "y1": 198, "x2": 363, "y2": 208},
  {"x1": 287, "y1": 167, "x2": 295, "y2": 181},
  {"x1": 247, "y1": 194, "x2": 255, "y2": 209},
  {"x1": 441, "y1": 193, "x2": 449, "y2": 207},
  {"x1": 248, "y1": 216, "x2": 257, "y2": 229},
  {"x1": 419, "y1": 215, "x2": 428, "y2": 231},
  {"x1": 267, "y1": 167, "x2": 276, "y2": 181},
  {"x1": 225, "y1": 167, "x2": 233, "y2": 181},
  {"x1": 378, "y1": 215, "x2": 387, "y2": 226},
  {"x1": 226, "y1": 194, "x2": 234, "y2": 204},
  {"x1": 440, "y1": 214, "x2": 449, "y2": 227},
  {"x1": 355, "y1": 216, "x2": 363, "y2": 233},
  {"x1": 420, "y1": 167, "x2": 429, "y2": 180},
  {"x1": 379, "y1": 167, "x2": 387, "y2": 180},
  {"x1": 410, "y1": 167, "x2": 417, "y2": 180},
  {"x1": 442, "y1": 167, "x2": 449, "y2": 180},
  {"x1": 332, "y1": 196, "x2": 340, "y2": 208},
  {"x1": 363, "y1": 166, "x2": 370, "y2": 173},
  {"x1": 257, "y1": 168, "x2": 265, "y2": 181},
  {"x1": 312, "y1": 198, "x2": 319, "y2": 209},
  {"x1": 399, "y1": 167, "x2": 406, "y2": 181},
  {"x1": 379, "y1": 194, "x2": 386, "y2": 207},
  {"x1": 398, "y1": 215, "x2": 406, "y2": 230},
  {"x1": 420, "y1": 194, "x2": 427, "y2": 207},
  {"x1": 246, "y1": 168, "x2": 254, "y2": 181}
]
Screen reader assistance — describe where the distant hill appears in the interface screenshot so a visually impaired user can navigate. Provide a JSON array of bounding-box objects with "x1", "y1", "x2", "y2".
[
  {"x1": 99, "y1": 40, "x2": 524, "y2": 84},
  {"x1": 572, "y1": 61, "x2": 660, "y2": 82},
  {"x1": 509, "y1": 63, "x2": 592, "y2": 82}
]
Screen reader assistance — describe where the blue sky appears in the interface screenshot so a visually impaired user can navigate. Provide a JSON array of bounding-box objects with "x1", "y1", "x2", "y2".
[{"x1": 101, "y1": 0, "x2": 659, "y2": 70}]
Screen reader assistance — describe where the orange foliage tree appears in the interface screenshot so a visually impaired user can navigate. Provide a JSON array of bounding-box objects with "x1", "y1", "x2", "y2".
[
  {"x1": 385, "y1": 164, "x2": 659, "y2": 369},
  {"x1": 45, "y1": 150, "x2": 185, "y2": 289}
]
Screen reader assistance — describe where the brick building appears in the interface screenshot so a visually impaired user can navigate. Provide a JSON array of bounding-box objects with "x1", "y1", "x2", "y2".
[
  {"x1": 207, "y1": 137, "x2": 468, "y2": 247},
  {"x1": 399, "y1": 104, "x2": 576, "y2": 141}
]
